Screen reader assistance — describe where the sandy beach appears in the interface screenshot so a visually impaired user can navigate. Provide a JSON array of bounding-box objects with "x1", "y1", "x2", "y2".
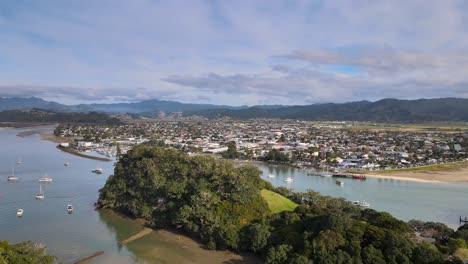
[{"x1": 366, "y1": 166, "x2": 468, "y2": 183}]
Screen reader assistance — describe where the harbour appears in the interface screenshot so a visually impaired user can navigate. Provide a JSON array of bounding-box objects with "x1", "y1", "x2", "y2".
[{"x1": 0, "y1": 126, "x2": 468, "y2": 263}]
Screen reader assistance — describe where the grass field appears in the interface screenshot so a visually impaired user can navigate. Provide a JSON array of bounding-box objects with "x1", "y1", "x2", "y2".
[
  {"x1": 333, "y1": 122, "x2": 468, "y2": 133},
  {"x1": 260, "y1": 189, "x2": 298, "y2": 214},
  {"x1": 372, "y1": 161, "x2": 468, "y2": 174}
]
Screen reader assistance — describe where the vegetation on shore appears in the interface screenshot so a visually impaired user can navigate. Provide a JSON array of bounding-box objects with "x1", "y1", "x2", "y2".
[
  {"x1": 0, "y1": 240, "x2": 56, "y2": 264},
  {"x1": 260, "y1": 189, "x2": 298, "y2": 214},
  {"x1": 98, "y1": 145, "x2": 468, "y2": 263}
]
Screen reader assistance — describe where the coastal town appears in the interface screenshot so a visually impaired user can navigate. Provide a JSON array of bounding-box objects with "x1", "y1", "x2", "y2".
[{"x1": 53, "y1": 120, "x2": 468, "y2": 172}]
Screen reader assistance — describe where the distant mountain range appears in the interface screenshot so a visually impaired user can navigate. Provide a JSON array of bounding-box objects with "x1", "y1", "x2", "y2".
[
  {"x1": 187, "y1": 98, "x2": 468, "y2": 122},
  {"x1": 0, "y1": 97, "x2": 248, "y2": 114},
  {"x1": 1, "y1": 97, "x2": 467, "y2": 122}
]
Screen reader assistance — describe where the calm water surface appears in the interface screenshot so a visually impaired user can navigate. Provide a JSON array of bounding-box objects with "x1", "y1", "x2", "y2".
[
  {"x1": 0, "y1": 127, "x2": 258, "y2": 264},
  {"x1": 1, "y1": 127, "x2": 467, "y2": 263},
  {"x1": 257, "y1": 163, "x2": 468, "y2": 228}
]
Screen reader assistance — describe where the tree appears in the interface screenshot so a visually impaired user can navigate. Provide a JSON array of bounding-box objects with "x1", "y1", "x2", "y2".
[
  {"x1": 0, "y1": 240, "x2": 56, "y2": 264},
  {"x1": 265, "y1": 244, "x2": 292, "y2": 264},
  {"x1": 241, "y1": 223, "x2": 271, "y2": 253}
]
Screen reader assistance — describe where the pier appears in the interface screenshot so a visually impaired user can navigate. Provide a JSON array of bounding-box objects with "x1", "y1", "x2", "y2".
[{"x1": 460, "y1": 216, "x2": 468, "y2": 225}]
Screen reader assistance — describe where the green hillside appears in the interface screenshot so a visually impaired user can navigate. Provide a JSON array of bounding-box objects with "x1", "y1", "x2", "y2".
[{"x1": 261, "y1": 189, "x2": 298, "y2": 214}]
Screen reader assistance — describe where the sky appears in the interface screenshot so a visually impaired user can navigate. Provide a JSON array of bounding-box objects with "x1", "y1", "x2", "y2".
[{"x1": 1, "y1": 0, "x2": 468, "y2": 106}]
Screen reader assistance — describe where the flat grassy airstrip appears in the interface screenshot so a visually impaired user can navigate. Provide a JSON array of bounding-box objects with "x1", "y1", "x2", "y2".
[{"x1": 261, "y1": 189, "x2": 298, "y2": 214}]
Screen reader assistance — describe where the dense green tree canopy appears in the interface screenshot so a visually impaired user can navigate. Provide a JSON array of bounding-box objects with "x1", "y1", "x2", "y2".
[
  {"x1": 0, "y1": 240, "x2": 56, "y2": 264},
  {"x1": 98, "y1": 145, "x2": 466, "y2": 263}
]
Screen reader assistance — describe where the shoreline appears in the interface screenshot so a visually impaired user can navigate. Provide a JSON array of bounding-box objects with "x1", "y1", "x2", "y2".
[
  {"x1": 234, "y1": 159, "x2": 468, "y2": 183},
  {"x1": 56, "y1": 145, "x2": 112, "y2": 162}
]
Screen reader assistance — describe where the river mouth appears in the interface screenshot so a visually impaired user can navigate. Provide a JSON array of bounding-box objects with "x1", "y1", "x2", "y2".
[{"x1": 0, "y1": 127, "x2": 261, "y2": 263}]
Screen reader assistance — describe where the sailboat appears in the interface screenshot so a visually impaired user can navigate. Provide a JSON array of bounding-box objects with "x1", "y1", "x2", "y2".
[
  {"x1": 38, "y1": 173, "x2": 53, "y2": 183},
  {"x1": 320, "y1": 166, "x2": 333, "y2": 177},
  {"x1": 7, "y1": 165, "x2": 18, "y2": 181},
  {"x1": 267, "y1": 173, "x2": 275, "y2": 178},
  {"x1": 284, "y1": 177, "x2": 294, "y2": 183},
  {"x1": 35, "y1": 184, "x2": 45, "y2": 200},
  {"x1": 16, "y1": 158, "x2": 22, "y2": 164}
]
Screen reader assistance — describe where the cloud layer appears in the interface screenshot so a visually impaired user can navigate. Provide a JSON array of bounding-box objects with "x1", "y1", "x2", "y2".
[{"x1": 1, "y1": 0, "x2": 468, "y2": 105}]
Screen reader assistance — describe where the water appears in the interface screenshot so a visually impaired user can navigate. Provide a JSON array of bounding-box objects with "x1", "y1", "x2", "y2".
[
  {"x1": 257, "y1": 163, "x2": 468, "y2": 228},
  {"x1": 0, "y1": 127, "x2": 258, "y2": 264},
  {"x1": 0, "y1": 127, "x2": 467, "y2": 263}
]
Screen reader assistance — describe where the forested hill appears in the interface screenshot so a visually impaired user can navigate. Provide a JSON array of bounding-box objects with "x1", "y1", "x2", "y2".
[
  {"x1": 0, "y1": 109, "x2": 122, "y2": 124},
  {"x1": 97, "y1": 145, "x2": 468, "y2": 263},
  {"x1": 185, "y1": 98, "x2": 468, "y2": 122}
]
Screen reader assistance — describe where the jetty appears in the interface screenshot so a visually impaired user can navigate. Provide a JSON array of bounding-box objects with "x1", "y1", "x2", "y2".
[
  {"x1": 74, "y1": 251, "x2": 104, "y2": 264},
  {"x1": 332, "y1": 173, "x2": 367, "y2": 180},
  {"x1": 460, "y1": 216, "x2": 468, "y2": 225},
  {"x1": 118, "y1": 227, "x2": 153, "y2": 245}
]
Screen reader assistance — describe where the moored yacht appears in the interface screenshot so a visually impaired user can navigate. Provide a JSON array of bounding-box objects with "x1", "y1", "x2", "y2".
[
  {"x1": 284, "y1": 177, "x2": 293, "y2": 183},
  {"x1": 267, "y1": 174, "x2": 275, "y2": 178},
  {"x1": 336, "y1": 180, "x2": 344, "y2": 186},
  {"x1": 38, "y1": 176, "x2": 53, "y2": 183},
  {"x1": 67, "y1": 204, "x2": 73, "y2": 213},
  {"x1": 35, "y1": 184, "x2": 45, "y2": 200},
  {"x1": 7, "y1": 176, "x2": 19, "y2": 181},
  {"x1": 16, "y1": 209, "x2": 23, "y2": 217},
  {"x1": 92, "y1": 168, "x2": 103, "y2": 174}
]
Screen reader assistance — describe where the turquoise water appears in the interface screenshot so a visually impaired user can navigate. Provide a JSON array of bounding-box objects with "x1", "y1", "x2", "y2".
[{"x1": 0, "y1": 126, "x2": 467, "y2": 263}]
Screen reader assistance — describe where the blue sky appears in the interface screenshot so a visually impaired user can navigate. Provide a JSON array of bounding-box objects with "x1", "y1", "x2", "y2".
[{"x1": 1, "y1": 0, "x2": 468, "y2": 105}]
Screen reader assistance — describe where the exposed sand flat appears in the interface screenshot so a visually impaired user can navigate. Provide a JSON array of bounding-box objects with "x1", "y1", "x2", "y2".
[
  {"x1": 40, "y1": 133, "x2": 74, "y2": 143},
  {"x1": 74, "y1": 251, "x2": 104, "y2": 264},
  {"x1": 367, "y1": 167, "x2": 468, "y2": 183},
  {"x1": 119, "y1": 227, "x2": 153, "y2": 245}
]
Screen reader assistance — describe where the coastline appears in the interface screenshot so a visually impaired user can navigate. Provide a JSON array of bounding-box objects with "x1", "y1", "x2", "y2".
[
  {"x1": 56, "y1": 145, "x2": 112, "y2": 162},
  {"x1": 365, "y1": 168, "x2": 468, "y2": 183},
  {"x1": 98, "y1": 209, "x2": 261, "y2": 263}
]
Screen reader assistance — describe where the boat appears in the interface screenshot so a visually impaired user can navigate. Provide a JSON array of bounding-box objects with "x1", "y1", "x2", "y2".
[
  {"x1": 38, "y1": 174, "x2": 53, "y2": 183},
  {"x1": 35, "y1": 184, "x2": 45, "y2": 200},
  {"x1": 267, "y1": 174, "x2": 275, "y2": 178},
  {"x1": 16, "y1": 209, "x2": 23, "y2": 217},
  {"x1": 284, "y1": 177, "x2": 294, "y2": 183},
  {"x1": 359, "y1": 201, "x2": 370, "y2": 208},
  {"x1": 352, "y1": 200, "x2": 370, "y2": 208},
  {"x1": 320, "y1": 166, "x2": 333, "y2": 177},
  {"x1": 67, "y1": 204, "x2": 73, "y2": 213},
  {"x1": 352, "y1": 174, "x2": 366, "y2": 180},
  {"x1": 64, "y1": 162, "x2": 70, "y2": 167},
  {"x1": 7, "y1": 176, "x2": 19, "y2": 181},
  {"x1": 16, "y1": 158, "x2": 22, "y2": 164},
  {"x1": 92, "y1": 168, "x2": 103, "y2": 174},
  {"x1": 336, "y1": 180, "x2": 344, "y2": 186},
  {"x1": 7, "y1": 165, "x2": 18, "y2": 181}
]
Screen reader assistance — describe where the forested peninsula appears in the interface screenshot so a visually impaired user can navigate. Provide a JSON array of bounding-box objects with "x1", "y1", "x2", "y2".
[{"x1": 97, "y1": 145, "x2": 468, "y2": 263}]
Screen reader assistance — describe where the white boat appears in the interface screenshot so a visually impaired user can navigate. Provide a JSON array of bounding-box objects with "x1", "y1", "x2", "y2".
[
  {"x1": 38, "y1": 176, "x2": 53, "y2": 183},
  {"x1": 284, "y1": 177, "x2": 294, "y2": 183},
  {"x1": 7, "y1": 176, "x2": 19, "y2": 181},
  {"x1": 320, "y1": 166, "x2": 333, "y2": 177},
  {"x1": 267, "y1": 174, "x2": 275, "y2": 178},
  {"x1": 64, "y1": 162, "x2": 70, "y2": 166},
  {"x1": 7, "y1": 166, "x2": 18, "y2": 181},
  {"x1": 336, "y1": 180, "x2": 344, "y2": 186},
  {"x1": 67, "y1": 204, "x2": 73, "y2": 213},
  {"x1": 92, "y1": 168, "x2": 103, "y2": 174},
  {"x1": 16, "y1": 158, "x2": 22, "y2": 164},
  {"x1": 352, "y1": 200, "x2": 370, "y2": 208},
  {"x1": 17, "y1": 209, "x2": 23, "y2": 217},
  {"x1": 35, "y1": 184, "x2": 45, "y2": 200}
]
